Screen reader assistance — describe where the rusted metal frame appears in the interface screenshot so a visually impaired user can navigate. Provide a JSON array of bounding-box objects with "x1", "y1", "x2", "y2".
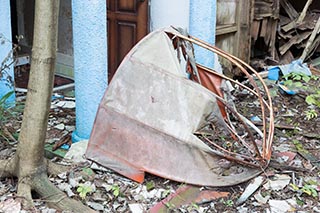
[
  {"x1": 218, "y1": 52, "x2": 274, "y2": 158},
  {"x1": 198, "y1": 137, "x2": 254, "y2": 164},
  {"x1": 170, "y1": 41, "x2": 265, "y2": 158},
  {"x1": 202, "y1": 136, "x2": 261, "y2": 168},
  {"x1": 202, "y1": 89, "x2": 262, "y2": 160},
  {"x1": 171, "y1": 35, "x2": 202, "y2": 84},
  {"x1": 197, "y1": 64, "x2": 272, "y2": 112},
  {"x1": 189, "y1": 37, "x2": 274, "y2": 159},
  {"x1": 195, "y1": 124, "x2": 256, "y2": 156},
  {"x1": 170, "y1": 33, "x2": 273, "y2": 160},
  {"x1": 189, "y1": 36, "x2": 268, "y2": 156},
  {"x1": 202, "y1": 132, "x2": 255, "y2": 162},
  {"x1": 218, "y1": 95, "x2": 262, "y2": 160},
  {"x1": 224, "y1": 121, "x2": 256, "y2": 155}
]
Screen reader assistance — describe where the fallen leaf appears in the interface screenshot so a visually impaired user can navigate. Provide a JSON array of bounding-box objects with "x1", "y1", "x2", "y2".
[
  {"x1": 236, "y1": 176, "x2": 265, "y2": 205},
  {"x1": 263, "y1": 174, "x2": 291, "y2": 191},
  {"x1": 129, "y1": 203, "x2": 146, "y2": 213},
  {"x1": 194, "y1": 190, "x2": 229, "y2": 204},
  {"x1": 0, "y1": 199, "x2": 21, "y2": 212},
  {"x1": 268, "y1": 199, "x2": 296, "y2": 213},
  {"x1": 254, "y1": 190, "x2": 270, "y2": 204},
  {"x1": 87, "y1": 201, "x2": 104, "y2": 211}
]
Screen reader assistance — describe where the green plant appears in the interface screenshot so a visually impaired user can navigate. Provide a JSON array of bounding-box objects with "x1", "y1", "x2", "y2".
[
  {"x1": 146, "y1": 181, "x2": 155, "y2": 191},
  {"x1": 111, "y1": 184, "x2": 120, "y2": 197},
  {"x1": 283, "y1": 72, "x2": 316, "y2": 83},
  {"x1": 305, "y1": 109, "x2": 318, "y2": 120},
  {"x1": 191, "y1": 202, "x2": 199, "y2": 210},
  {"x1": 0, "y1": 91, "x2": 24, "y2": 143},
  {"x1": 282, "y1": 73, "x2": 320, "y2": 91},
  {"x1": 290, "y1": 180, "x2": 318, "y2": 198},
  {"x1": 306, "y1": 91, "x2": 320, "y2": 108},
  {"x1": 1, "y1": 34, "x2": 23, "y2": 87},
  {"x1": 161, "y1": 188, "x2": 171, "y2": 198},
  {"x1": 222, "y1": 199, "x2": 234, "y2": 207},
  {"x1": 77, "y1": 184, "x2": 93, "y2": 199},
  {"x1": 164, "y1": 202, "x2": 176, "y2": 210},
  {"x1": 0, "y1": 91, "x2": 14, "y2": 119}
]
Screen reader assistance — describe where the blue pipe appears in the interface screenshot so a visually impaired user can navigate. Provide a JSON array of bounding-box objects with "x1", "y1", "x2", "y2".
[
  {"x1": 0, "y1": 0, "x2": 15, "y2": 106},
  {"x1": 189, "y1": 0, "x2": 217, "y2": 69},
  {"x1": 71, "y1": 0, "x2": 108, "y2": 142}
]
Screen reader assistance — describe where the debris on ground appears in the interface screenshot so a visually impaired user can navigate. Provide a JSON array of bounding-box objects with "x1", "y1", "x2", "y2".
[
  {"x1": 236, "y1": 176, "x2": 265, "y2": 205},
  {"x1": 1, "y1": 62, "x2": 320, "y2": 211},
  {"x1": 0, "y1": 19, "x2": 320, "y2": 212},
  {"x1": 252, "y1": 0, "x2": 320, "y2": 69},
  {"x1": 86, "y1": 27, "x2": 274, "y2": 187}
]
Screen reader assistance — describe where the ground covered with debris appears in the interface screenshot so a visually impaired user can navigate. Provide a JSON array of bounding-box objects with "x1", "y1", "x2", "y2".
[{"x1": 0, "y1": 69, "x2": 320, "y2": 212}]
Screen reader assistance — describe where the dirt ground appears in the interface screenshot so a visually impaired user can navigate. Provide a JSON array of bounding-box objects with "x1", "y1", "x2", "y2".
[{"x1": 0, "y1": 70, "x2": 320, "y2": 212}]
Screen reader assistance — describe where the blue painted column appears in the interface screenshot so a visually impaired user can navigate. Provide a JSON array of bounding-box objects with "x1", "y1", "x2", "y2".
[
  {"x1": 189, "y1": 0, "x2": 217, "y2": 69},
  {"x1": 0, "y1": 0, "x2": 15, "y2": 105},
  {"x1": 71, "y1": 0, "x2": 108, "y2": 142}
]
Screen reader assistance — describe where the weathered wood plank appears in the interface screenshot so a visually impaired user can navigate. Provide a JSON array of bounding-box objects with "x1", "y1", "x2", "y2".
[
  {"x1": 251, "y1": 20, "x2": 260, "y2": 42},
  {"x1": 279, "y1": 31, "x2": 312, "y2": 55},
  {"x1": 280, "y1": 0, "x2": 299, "y2": 20},
  {"x1": 265, "y1": 18, "x2": 273, "y2": 45},
  {"x1": 260, "y1": 18, "x2": 269, "y2": 38},
  {"x1": 269, "y1": 19, "x2": 278, "y2": 59},
  {"x1": 301, "y1": 16, "x2": 320, "y2": 61},
  {"x1": 296, "y1": 0, "x2": 314, "y2": 24},
  {"x1": 280, "y1": 50, "x2": 294, "y2": 64}
]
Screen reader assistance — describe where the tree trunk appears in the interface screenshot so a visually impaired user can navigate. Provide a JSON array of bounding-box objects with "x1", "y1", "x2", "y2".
[{"x1": 0, "y1": 0, "x2": 94, "y2": 211}]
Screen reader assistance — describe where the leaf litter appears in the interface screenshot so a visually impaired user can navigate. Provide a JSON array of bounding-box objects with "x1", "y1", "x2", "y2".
[{"x1": 0, "y1": 69, "x2": 320, "y2": 212}]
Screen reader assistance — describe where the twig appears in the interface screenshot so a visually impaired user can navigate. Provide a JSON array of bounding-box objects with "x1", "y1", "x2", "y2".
[
  {"x1": 52, "y1": 134, "x2": 71, "y2": 151},
  {"x1": 269, "y1": 160, "x2": 310, "y2": 172},
  {"x1": 253, "y1": 121, "x2": 300, "y2": 131},
  {"x1": 301, "y1": 16, "x2": 320, "y2": 61}
]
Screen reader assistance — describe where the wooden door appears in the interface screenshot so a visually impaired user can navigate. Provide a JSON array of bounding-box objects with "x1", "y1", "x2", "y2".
[
  {"x1": 107, "y1": 0, "x2": 149, "y2": 81},
  {"x1": 215, "y1": 0, "x2": 253, "y2": 76}
]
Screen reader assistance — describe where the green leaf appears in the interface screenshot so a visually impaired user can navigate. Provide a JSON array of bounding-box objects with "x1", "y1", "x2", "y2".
[
  {"x1": 0, "y1": 91, "x2": 14, "y2": 106},
  {"x1": 306, "y1": 95, "x2": 316, "y2": 105},
  {"x1": 293, "y1": 74, "x2": 301, "y2": 81},
  {"x1": 302, "y1": 75, "x2": 310, "y2": 83},
  {"x1": 112, "y1": 185, "x2": 120, "y2": 197},
  {"x1": 77, "y1": 184, "x2": 92, "y2": 199},
  {"x1": 146, "y1": 181, "x2": 155, "y2": 191},
  {"x1": 296, "y1": 198, "x2": 304, "y2": 206},
  {"x1": 284, "y1": 80, "x2": 293, "y2": 86},
  {"x1": 82, "y1": 167, "x2": 94, "y2": 176},
  {"x1": 290, "y1": 183, "x2": 299, "y2": 191},
  {"x1": 293, "y1": 82, "x2": 303, "y2": 88},
  {"x1": 162, "y1": 189, "x2": 171, "y2": 198},
  {"x1": 307, "y1": 180, "x2": 318, "y2": 185}
]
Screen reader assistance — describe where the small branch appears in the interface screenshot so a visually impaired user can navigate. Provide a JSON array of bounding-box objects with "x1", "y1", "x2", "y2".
[
  {"x1": 252, "y1": 121, "x2": 300, "y2": 131},
  {"x1": 269, "y1": 160, "x2": 310, "y2": 172}
]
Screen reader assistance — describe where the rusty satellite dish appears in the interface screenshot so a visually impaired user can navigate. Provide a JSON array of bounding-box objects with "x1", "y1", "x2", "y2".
[{"x1": 86, "y1": 27, "x2": 274, "y2": 186}]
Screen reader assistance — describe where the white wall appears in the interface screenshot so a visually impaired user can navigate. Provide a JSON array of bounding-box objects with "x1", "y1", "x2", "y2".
[{"x1": 150, "y1": 0, "x2": 190, "y2": 31}]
